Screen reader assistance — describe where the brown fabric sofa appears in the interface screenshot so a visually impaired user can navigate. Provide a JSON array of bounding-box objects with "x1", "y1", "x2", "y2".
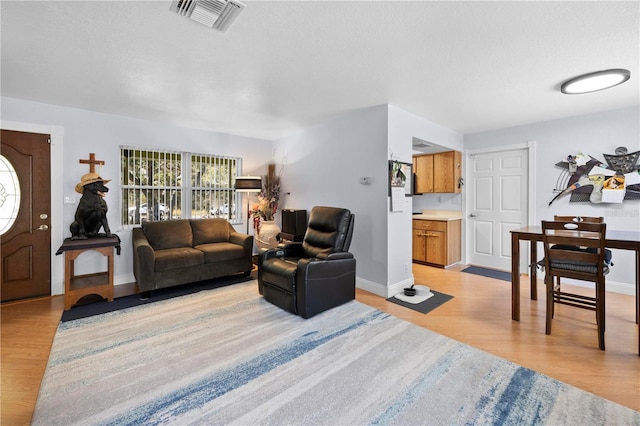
[{"x1": 132, "y1": 218, "x2": 253, "y2": 294}]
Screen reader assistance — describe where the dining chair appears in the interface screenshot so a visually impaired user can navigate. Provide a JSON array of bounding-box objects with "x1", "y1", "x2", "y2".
[
  {"x1": 541, "y1": 220, "x2": 608, "y2": 350},
  {"x1": 553, "y1": 215, "x2": 603, "y2": 223},
  {"x1": 550, "y1": 216, "x2": 612, "y2": 287}
]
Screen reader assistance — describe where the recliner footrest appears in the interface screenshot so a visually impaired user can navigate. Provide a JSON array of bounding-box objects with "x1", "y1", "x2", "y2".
[{"x1": 262, "y1": 282, "x2": 296, "y2": 314}]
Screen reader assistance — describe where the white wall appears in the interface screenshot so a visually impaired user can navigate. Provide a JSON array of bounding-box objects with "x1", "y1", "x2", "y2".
[
  {"x1": 387, "y1": 105, "x2": 464, "y2": 295},
  {"x1": 1, "y1": 96, "x2": 273, "y2": 294},
  {"x1": 413, "y1": 193, "x2": 463, "y2": 212},
  {"x1": 3, "y1": 97, "x2": 465, "y2": 299},
  {"x1": 273, "y1": 104, "x2": 465, "y2": 297},
  {"x1": 273, "y1": 105, "x2": 389, "y2": 293},
  {"x1": 6, "y1": 94, "x2": 634, "y2": 298},
  {"x1": 465, "y1": 106, "x2": 640, "y2": 292}
]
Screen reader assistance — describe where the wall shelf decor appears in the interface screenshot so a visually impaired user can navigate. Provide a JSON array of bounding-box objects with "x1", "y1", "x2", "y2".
[{"x1": 549, "y1": 147, "x2": 640, "y2": 205}]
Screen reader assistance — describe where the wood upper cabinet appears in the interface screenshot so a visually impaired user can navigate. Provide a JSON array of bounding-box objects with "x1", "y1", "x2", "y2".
[
  {"x1": 413, "y1": 155, "x2": 434, "y2": 193},
  {"x1": 412, "y1": 219, "x2": 461, "y2": 267},
  {"x1": 413, "y1": 150, "x2": 462, "y2": 194}
]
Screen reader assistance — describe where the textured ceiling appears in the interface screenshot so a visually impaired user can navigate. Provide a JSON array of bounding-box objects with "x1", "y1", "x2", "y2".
[{"x1": 1, "y1": 1, "x2": 638, "y2": 141}]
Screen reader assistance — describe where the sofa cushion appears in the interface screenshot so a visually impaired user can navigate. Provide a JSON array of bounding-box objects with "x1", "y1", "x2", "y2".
[
  {"x1": 190, "y1": 218, "x2": 230, "y2": 246},
  {"x1": 196, "y1": 242, "x2": 245, "y2": 263},
  {"x1": 143, "y1": 220, "x2": 193, "y2": 250},
  {"x1": 154, "y1": 247, "x2": 204, "y2": 272}
]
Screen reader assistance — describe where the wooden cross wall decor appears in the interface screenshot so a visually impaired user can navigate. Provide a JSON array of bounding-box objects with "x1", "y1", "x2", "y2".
[
  {"x1": 79, "y1": 153, "x2": 105, "y2": 173},
  {"x1": 266, "y1": 163, "x2": 276, "y2": 187}
]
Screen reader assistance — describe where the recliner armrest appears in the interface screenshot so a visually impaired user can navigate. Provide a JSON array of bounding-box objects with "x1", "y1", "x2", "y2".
[
  {"x1": 280, "y1": 242, "x2": 304, "y2": 258},
  {"x1": 316, "y1": 251, "x2": 354, "y2": 260},
  {"x1": 260, "y1": 248, "x2": 280, "y2": 262},
  {"x1": 260, "y1": 242, "x2": 304, "y2": 260},
  {"x1": 295, "y1": 256, "x2": 357, "y2": 318}
]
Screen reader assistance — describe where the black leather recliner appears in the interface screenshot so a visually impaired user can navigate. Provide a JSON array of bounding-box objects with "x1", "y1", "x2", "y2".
[{"x1": 258, "y1": 206, "x2": 356, "y2": 319}]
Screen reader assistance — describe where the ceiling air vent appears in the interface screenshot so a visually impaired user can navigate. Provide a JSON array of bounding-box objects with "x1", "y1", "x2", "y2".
[{"x1": 170, "y1": 0, "x2": 245, "y2": 32}]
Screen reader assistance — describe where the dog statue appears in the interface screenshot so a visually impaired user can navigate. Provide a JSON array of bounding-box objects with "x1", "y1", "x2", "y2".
[{"x1": 70, "y1": 173, "x2": 112, "y2": 239}]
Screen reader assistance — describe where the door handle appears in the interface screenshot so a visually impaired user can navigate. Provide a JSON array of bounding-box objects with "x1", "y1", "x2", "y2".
[
  {"x1": 36, "y1": 224, "x2": 49, "y2": 231},
  {"x1": 469, "y1": 213, "x2": 477, "y2": 218}
]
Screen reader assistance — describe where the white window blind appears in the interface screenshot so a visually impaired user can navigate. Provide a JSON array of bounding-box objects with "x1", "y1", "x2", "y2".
[
  {"x1": 190, "y1": 153, "x2": 238, "y2": 220},
  {"x1": 120, "y1": 147, "x2": 240, "y2": 226}
]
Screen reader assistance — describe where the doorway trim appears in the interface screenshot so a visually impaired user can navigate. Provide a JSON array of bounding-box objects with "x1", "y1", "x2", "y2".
[
  {"x1": 1, "y1": 120, "x2": 65, "y2": 295},
  {"x1": 463, "y1": 140, "x2": 536, "y2": 274}
]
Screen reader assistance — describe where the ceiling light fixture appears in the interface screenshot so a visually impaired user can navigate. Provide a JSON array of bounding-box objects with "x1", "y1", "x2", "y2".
[
  {"x1": 560, "y1": 69, "x2": 630, "y2": 94},
  {"x1": 170, "y1": 0, "x2": 245, "y2": 32}
]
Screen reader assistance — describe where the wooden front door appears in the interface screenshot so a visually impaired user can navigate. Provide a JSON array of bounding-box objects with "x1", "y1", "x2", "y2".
[{"x1": 1, "y1": 130, "x2": 51, "y2": 302}]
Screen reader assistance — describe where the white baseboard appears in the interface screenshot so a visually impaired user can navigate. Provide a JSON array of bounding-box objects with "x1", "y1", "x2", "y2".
[
  {"x1": 538, "y1": 275, "x2": 635, "y2": 296},
  {"x1": 356, "y1": 276, "x2": 414, "y2": 298},
  {"x1": 116, "y1": 273, "x2": 136, "y2": 287},
  {"x1": 570, "y1": 281, "x2": 634, "y2": 296},
  {"x1": 606, "y1": 280, "x2": 635, "y2": 296}
]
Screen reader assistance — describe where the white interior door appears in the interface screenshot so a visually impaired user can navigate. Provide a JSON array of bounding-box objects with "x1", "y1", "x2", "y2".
[{"x1": 467, "y1": 147, "x2": 529, "y2": 271}]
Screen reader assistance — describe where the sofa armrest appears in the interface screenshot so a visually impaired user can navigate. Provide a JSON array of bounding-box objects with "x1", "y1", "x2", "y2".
[
  {"x1": 229, "y1": 231, "x2": 253, "y2": 256},
  {"x1": 132, "y1": 227, "x2": 156, "y2": 292}
]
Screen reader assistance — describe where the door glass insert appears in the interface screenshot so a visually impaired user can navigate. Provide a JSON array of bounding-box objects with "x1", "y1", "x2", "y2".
[{"x1": 0, "y1": 154, "x2": 21, "y2": 235}]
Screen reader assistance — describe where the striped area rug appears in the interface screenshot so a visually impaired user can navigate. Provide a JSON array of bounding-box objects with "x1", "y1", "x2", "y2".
[{"x1": 33, "y1": 280, "x2": 639, "y2": 425}]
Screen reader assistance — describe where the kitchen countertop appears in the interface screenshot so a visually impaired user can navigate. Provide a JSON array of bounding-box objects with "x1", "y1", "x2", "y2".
[{"x1": 412, "y1": 210, "x2": 463, "y2": 221}]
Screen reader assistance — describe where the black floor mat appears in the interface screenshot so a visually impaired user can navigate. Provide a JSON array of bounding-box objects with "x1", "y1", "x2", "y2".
[
  {"x1": 386, "y1": 290, "x2": 453, "y2": 314},
  {"x1": 61, "y1": 274, "x2": 254, "y2": 322},
  {"x1": 461, "y1": 265, "x2": 511, "y2": 282}
]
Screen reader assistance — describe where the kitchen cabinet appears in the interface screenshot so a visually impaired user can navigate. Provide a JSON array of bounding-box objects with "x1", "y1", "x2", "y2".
[
  {"x1": 413, "y1": 151, "x2": 462, "y2": 194},
  {"x1": 413, "y1": 155, "x2": 434, "y2": 193},
  {"x1": 412, "y1": 219, "x2": 461, "y2": 267}
]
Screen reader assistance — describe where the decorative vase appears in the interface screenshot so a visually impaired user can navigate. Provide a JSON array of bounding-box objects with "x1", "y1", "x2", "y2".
[{"x1": 256, "y1": 220, "x2": 281, "y2": 249}]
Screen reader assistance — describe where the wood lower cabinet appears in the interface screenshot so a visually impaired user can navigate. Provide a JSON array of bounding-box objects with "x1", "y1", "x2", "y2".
[{"x1": 412, "y1": 219, "x2": 461, "y2": 267}]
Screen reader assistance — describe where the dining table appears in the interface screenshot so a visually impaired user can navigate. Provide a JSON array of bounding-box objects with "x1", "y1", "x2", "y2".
[{"x1": 510, "y1": 225, "x2": 640, "y2": 356}]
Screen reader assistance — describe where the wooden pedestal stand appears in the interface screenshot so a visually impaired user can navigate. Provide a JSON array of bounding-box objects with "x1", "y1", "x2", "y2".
[{"x1": 56, "y1": 236, "x2": 120, "y2": 310}]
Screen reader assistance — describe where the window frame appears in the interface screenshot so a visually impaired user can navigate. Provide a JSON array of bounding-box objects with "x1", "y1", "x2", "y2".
[{"x1": 120, "y1": 146, "x2": 242, "y2": 227}]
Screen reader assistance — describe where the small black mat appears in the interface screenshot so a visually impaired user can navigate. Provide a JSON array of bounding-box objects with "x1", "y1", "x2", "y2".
[
  {"x1": 61, "y1": 274, "x2": 254, "y2": 322},
  {"x1": 386, "y1": 290, "x2": 453, "y2": 314},
  {"x1": 461, "y1": 265, "x2": 511, "y2": 282}
]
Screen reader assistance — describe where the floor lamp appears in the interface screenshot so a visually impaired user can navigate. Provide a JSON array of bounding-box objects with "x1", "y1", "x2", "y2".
[{"x1": 235, "y1": 176, "x2": 262, "y2": 234}]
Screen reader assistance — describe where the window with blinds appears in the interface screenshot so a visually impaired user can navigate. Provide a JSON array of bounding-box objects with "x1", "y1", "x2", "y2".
[
  {"x1": 191, "y1": 153, "x2": 238, "y2": 221},
  {"x1": 121, "y1": 147, "x2": 240, "y2": 226}
]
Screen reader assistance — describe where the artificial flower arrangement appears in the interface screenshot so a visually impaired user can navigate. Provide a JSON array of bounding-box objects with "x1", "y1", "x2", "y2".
[{"x1": 250, "y1": 164, "x2": 281, "y2": 233}]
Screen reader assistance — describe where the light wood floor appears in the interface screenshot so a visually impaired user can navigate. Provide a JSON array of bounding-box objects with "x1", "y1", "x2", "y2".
[
  {"x1": 359, "y1": 264, "x2": 640, "y2": 413},
  {"x1": 2, "y1": 264, "x2": 638, "y2": 425}
]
